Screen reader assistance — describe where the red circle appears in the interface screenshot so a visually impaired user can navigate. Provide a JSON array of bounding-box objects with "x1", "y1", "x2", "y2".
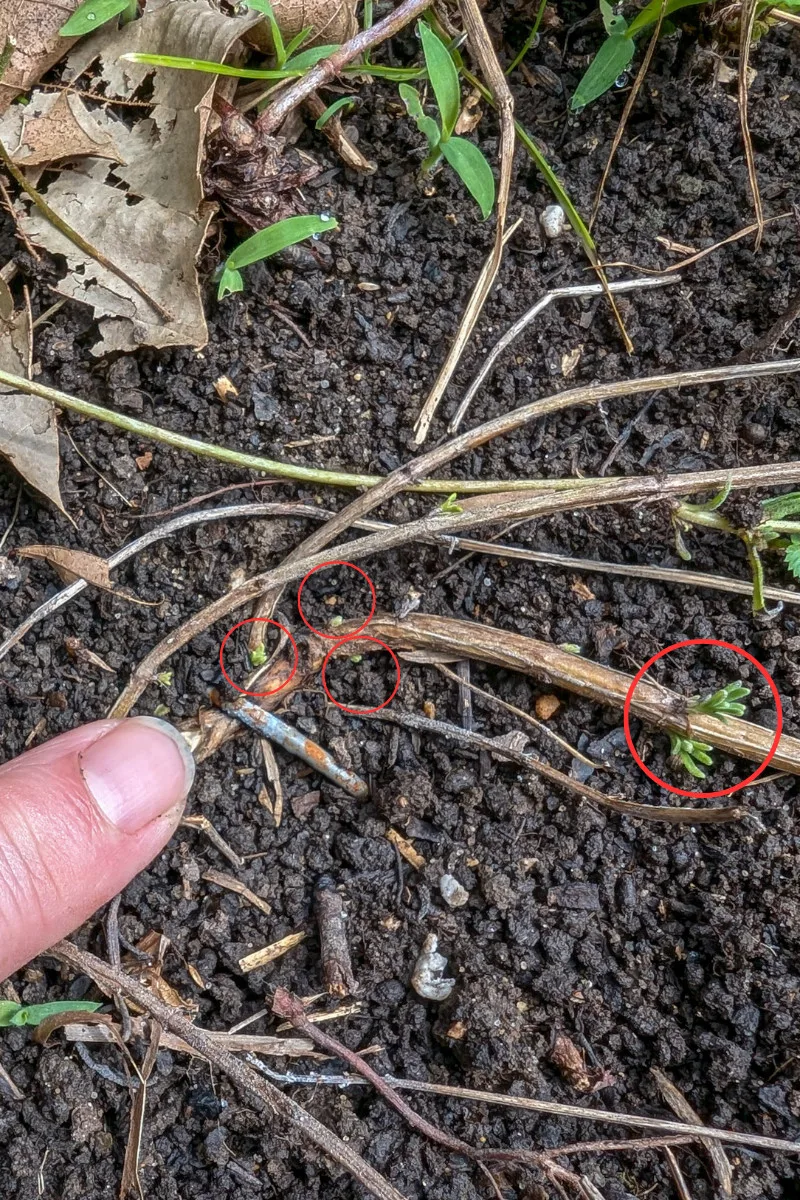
[
  {"x1": 219, "y1": 617, "x2": 298, "y2": 698},
  {"x1": 297, "y1": 561, "x2": 376, "y2": 640},
  {"x1": 622, "y1": 638, "x2": 783, "y2": 799},
  {"x1": 321, "y1": 635, "x2": 401, "y2": 714}
]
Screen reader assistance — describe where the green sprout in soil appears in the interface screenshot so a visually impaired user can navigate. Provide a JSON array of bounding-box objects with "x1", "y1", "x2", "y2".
[
  {"x1": 60, "y1": 0, "x2": 137, "y2": 36},
  {"x1": 572, "y1": 0, "x2": 800, "y2": 111},
  {"x1": 688, "y1": 681, "x2": 751, "y2": 721},
  {"x1": 0, "y1": 1000, "x2": 102, "y2": 1027},
  {"x1": 669, "y1": 680, "x2": 750, "y2": 780},
  {"x1": 669, "y1": 732, "x2": 715, "y2": 780},
  {"x1": 674, "y1": 483, "x2": 800, "y2": 613},
  {"x1": 217, "y1": 212, "x2": 339, "y2": 299},
  {"x1": 439, "y1": 492, "x2": 463, "y2": 514},
  {"x1": 399, "y1": 21, "x2": 495, "y2": 220},
  {"x1": 243, "y1": 0, "x2": 319, "y2": 69},
  {"x1": 249, "y1": 643, "x2": 268, "y2": 668}
]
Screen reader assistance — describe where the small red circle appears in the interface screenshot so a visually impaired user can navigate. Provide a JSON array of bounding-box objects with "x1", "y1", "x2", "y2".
[
  {"x1": 321, "y1": 635, "x2": 401, "y2": 714},
  {"x1": 219, "y1": 617, "x2": 298, "y2": 698},
  {"x1": 297, "y1": 561, "x2": 376, "y2": 640},
  {"x1": 623, "y1": 638, "x2": 783, "y2": 799}
]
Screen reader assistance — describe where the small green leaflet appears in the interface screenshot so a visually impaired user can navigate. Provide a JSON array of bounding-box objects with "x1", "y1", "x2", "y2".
[
  {"x1": 785, "y1": 536, "x2": 800, "y2": 580},
  {"x1": 0, "y1": 1001, "x2": 103, "y2": 1027},
  {"x1": 399, "y1": 83, "x2": 441, "y2": 153},
  {"x1": 762, "y1": 491, "x2": 800, "y2": 521},
  {"x1": 244, "y1": 0, "x2": 286, "y2": 64},
  {"x1": 219, "y1": 214, "x2": 339, "y2": 299},
  {"x1": 283, "y1": 44, "x2": 339, "y2": 70},
  {"x1": 570, "y1": 31, "x2": 634, "y2": 110},
  {"x1": 626, "y1": 0, "x2": 704, "y2": 38},
  {"x1": 315, "y1": 96, "x2": 357, "y2": 129},
  {"x1": 60, "y1": 0, "x2": 131, "y2": 36},
  {"x1": 418, "y1": 22, "x2": 460, "y2": 140},
  {"x1": 441, "y1": 136, "x2": 495, "y2": 220}
]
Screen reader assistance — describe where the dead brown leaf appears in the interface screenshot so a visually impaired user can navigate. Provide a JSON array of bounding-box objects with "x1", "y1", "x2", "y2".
[
  {"x1": 0, "y1": 0, "x2": 81, "y2": 115},
  {"x1": 17, "y1": 543, "x2": 149, "y2": 603},
  {"x1": 0, "y1": 284, "x2": 64, "y2": 512},
  {"x1": 248, "y1": 0, "x2": 357, "y2": 54},
  {"x1": 0, "y1": 90, "x2": 123, "y2": 169}
]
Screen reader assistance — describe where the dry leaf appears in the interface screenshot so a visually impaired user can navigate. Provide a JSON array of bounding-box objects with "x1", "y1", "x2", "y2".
[
  {"x1": 18, "y1": 176, "x2": 215, "y2": 355},
  {"x1": 0, "y1": 287, "x2": 64, "y2": 512},
  {"x1": 17, "y1": 543, "x2": 148, "y2": 603},
  {"x1": 64, "y1": 635, "x2": 115, "y2": 674},
  {"x1": 66, "y1": 0, "x2": 262, "y2": 216},
  {"x1": 213, "y1": 374, "x2": 239, "y2": 401},
  {"x1": 571, "y1": 578, "x2": 595, "y2": 602},
  {"x1": 0, "y1": 90, "x2": 123, "y2": 169},
  {"x1": 135, "y1": 451, "x2": 152, "y2": 470},
  {"x1": 248, "y1": 0, "x2": 357, "y2": 54},
  {"x1": 454, "y1": 89, "x2": 484, "y2": 135},
  {"x1": 549, "y1": 1033, "x2": 615, "y2": 1094},
  {"x1": 561, "y1": 346, "x2": 583, "y2": 377},
  {"x1": 0, "y1": 0, "x2": 81, "y2": 115}
]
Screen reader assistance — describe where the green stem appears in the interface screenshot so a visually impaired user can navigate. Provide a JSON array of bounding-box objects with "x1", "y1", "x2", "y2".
[
  {"x1": 761, "y1": 519, "x2": 800, "y2": 535},
  {"x1": 674, "y1": 503, "x2": 737, "y2": 533},
  {"x1": 0, "y1": 368, "x2": 590, "y2": 496},
  {"x1": 505, "y1": 0, "x2": 547, "y2": 75}
]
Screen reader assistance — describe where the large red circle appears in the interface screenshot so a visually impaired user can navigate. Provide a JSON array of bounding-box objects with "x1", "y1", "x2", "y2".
[
  {"x1": 321, "y1": 635, "x2": 401, "y2": 714},
  {"x1": 219, "y1": 617, "x2": 298, "y2": 698},
  {"x1": 297, "y1": 561, "x2": 376, "y2": 640},
  {"x1": 623, "y1": 638, "x2": 783, "y2": 799}
]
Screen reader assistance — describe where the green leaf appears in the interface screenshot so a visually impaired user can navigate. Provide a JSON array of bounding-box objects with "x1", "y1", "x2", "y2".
[
  {"x1": 9, "y1": 1001, "x2": 103, "y2": 1027},
  {"x1": 121, "y1": 52, "x2": 295, "y2": 79},
  {"x1": 283, "y1": 26, "x2": 314, "y2": 59},
  {"x1": 399, "y1": 83, "x2": 441, "y2": 153},
  {"x1": 626, "y1": 0, "x2": 704, "y2": 38},
  {"x1": 761, "y1": 491, "x2": 800, "y2": 521},
  {"x1": 441, "y1": 136, "x2": 495, "y2": 219},
  {"x1": 785, "y1": 536, "x2": 800, "y2": 580},
  {"x1": 0, "y1": 1002, "x2": 21, "y2": 1027},
  {"x1": 418, "y1": 22, "x2": 460, "y2": 139},
  {"x1": 217, "y1": 265, "x2": 244, "y2": 300},
  {"x1": 227, "y1": 213, "x2": 337, "y2": 270},
  {"x1": 60, "y1": 0, "x2": 130, "y2": 36},
  {"x1": 244, "y1": 0, "x2": 286, "y2": 66},
  {"x1": 570, "y1": 33, "x2": 634, "y2": 110},
  {"x1": 315, "y1": 95, "x2": 357, "y2": 129},
  {"x1": 599, "y1": 0, "x2": 628, "y2": 35},
  {"x1": 702, "y1": 478, "x2": 732, "y2": 511},
  {"x1": 283, "y1": 44, "x2": 339, "y2": 70}
]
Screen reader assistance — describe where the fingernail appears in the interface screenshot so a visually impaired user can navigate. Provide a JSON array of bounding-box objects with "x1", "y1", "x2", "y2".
[{"x1": 80, "y1": 717, "x2": 195, "y2": 834}]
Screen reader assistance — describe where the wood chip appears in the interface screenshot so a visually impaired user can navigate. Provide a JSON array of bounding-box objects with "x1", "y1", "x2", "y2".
[
  {"x1": 260, "y1": 738, "x2": 284, "y2": 827},
  {"x1": 386, "y1": 827, "x2": 426, "y2": 870},
  {"x1": 203, "y1": 867, "x2": 272, "y2": 916},
  {"x1": 535, "y1": 693, "x2": 561, "y2": 721},
  {"x1": 239, "y1": 931, "x2": 306, "y2": 973}
]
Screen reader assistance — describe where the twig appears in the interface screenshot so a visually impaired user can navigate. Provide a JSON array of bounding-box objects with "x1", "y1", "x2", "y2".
[
  {"x1": 364, "y1": 612, "x2": 800, "y2": 780},
  {"x1": 4, "y1": 497, "x2": 798, "y2": 668},
  {"x1": 739, "y1": 0, "x2": 764, "y2": 248},
  {"x1": 358, "y1": 707, "x2": 744, "y2": 822},
  {"x1": 412, "y1": 0, "x2": 516, "y2": 444},
  {"x1": 735, "y1": 283, "x2": 800, "y2": 362},
  {"x1": 455, "y1": 659, "x2": 473, "y2": 731},
  {"x1": 314, "y1": 876, "x2": 359, "y2": 997},
  {"x1": 2, "y1": 358, "x2": 799, "y2": 496},
  {"x1": 181, "y1": 815, "x2": 244, "y2": 869},
  {"x1": 590, "y1": 0, "x2": 667, "y2": 230},
  {"x1": 652, "y1": 1067, "x2": 732, "y2": 1196},
  {"x1": 51, "y1": 941, "x2": 409, "y2": 1200},
  {"x1": 255, "y1": 0, "x2": 432, "y2": 136},
  {"x1": 542, "y1": 1135, "x2": 695, "y2": 1159},
  {"x1": 111, "y1": 450, "x2": 800, "y2": 718},
  {"x1": 664, "y1": 1146, "x2": 694, "y2": 1200},
  {"x1": 434, "y1": 661, "x2": 598, "y2": 766},
  {"x1": 448, "y1": 276, "x2": 675, "y2": 431}
]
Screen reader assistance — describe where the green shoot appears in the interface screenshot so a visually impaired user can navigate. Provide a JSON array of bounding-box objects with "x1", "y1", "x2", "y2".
[
  {"x1": 571, "y1": 0, "x2": 635, "y2": 111},
  {"x1": 399, "y1": 22, "x2": 495, "y2": 219},
  {"x1": 506, "y1": 0, "x2": 548, "y2": 75},
  {"x1": 669, "y1": 732, "x2": 714, "y2": 780},
  {"x1": 120, "y1": 51, "x2": 422, "y2": 83},
  {"x1": 249, "y1": 644, "x2": 268, "y2": 667},
  {"x1": 60, "y1": 0, "x2": 137, "y2": 35},
  {"x1": 244, "y1": 0, "x2": 314, "y2": 67},
  {"x1": 218, "y1": 212, "x2": 339, "y2": 299},
  {"x1": 315, "y1": 95, "x2": 358, "y2": 129},
  {"x1": 0, "y1": 1000, "x2": 103, "y2": 1027},
  {"x1": 689, "y1": 681, "x2": 750, "y2": 721},
  {"x1": 439, "y1": 492, "x2": 463, "y2": 514}
]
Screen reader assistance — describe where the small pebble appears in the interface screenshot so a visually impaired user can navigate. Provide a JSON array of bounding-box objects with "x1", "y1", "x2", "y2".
[
  {"x1": 540, "y1": 204, "x2": 566, "y2": 239},
  {"x1": 411, "y1": 934, "x2": 455, "y2": 1001},
  {"x1": 439, "y1": 874, "x2": 470, "y2": 908},
  {"x1": 0, "y1": 556, "x2": 23, "y2": 589},
  {"x1": 535, "y1": 693, "x2": 561, "y2": 720}
]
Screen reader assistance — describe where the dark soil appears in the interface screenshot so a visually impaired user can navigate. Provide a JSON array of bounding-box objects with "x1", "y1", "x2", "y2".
[{"x1": 1, "y1": 6, "x2": 800, "y2": 1199}]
